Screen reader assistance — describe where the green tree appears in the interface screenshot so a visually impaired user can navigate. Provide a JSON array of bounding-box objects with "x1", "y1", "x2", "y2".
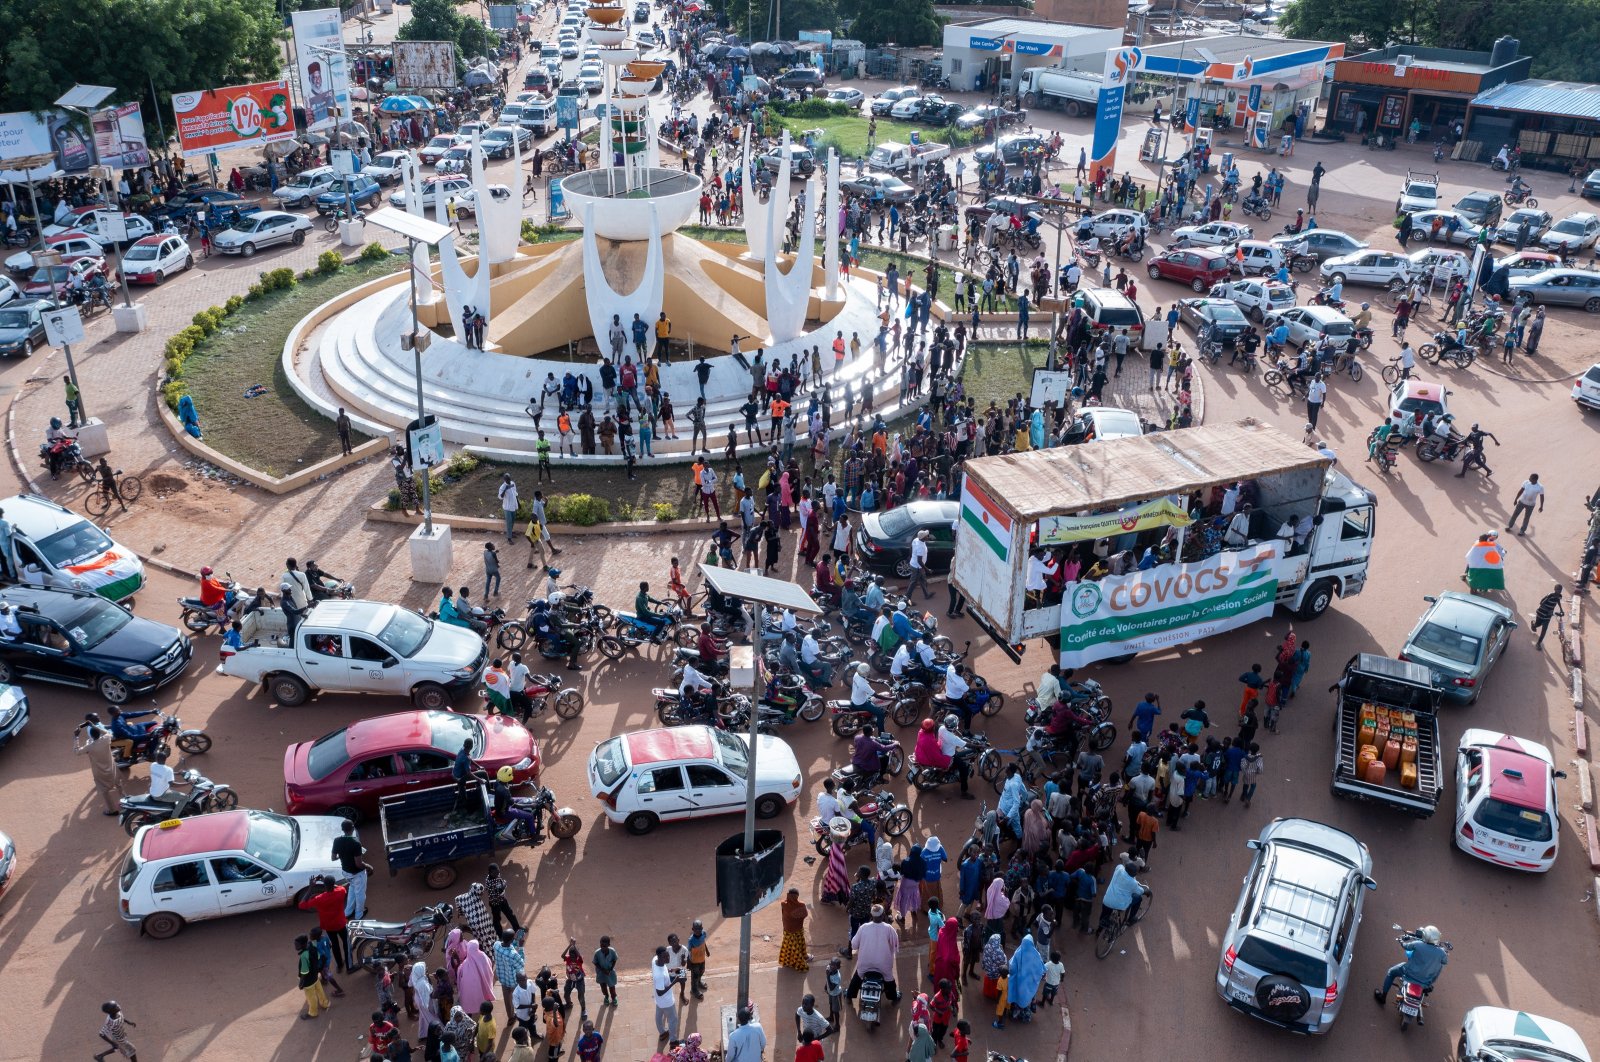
[
  {"x1": 0, "y1": 0, "x2": 281, "y2": 117},
  {"x1": 721, "y1": 0, "x2": 836, "y2": 41},
  {"x1": 397, "y1": 0, "x2": 499, "y2": 67},
  {"x1": 1277, "y1": 0, "x2": 1412, "y2": 53},
  {"x1": 846, "y1": 0, "x2": 940, "y2": 47}
]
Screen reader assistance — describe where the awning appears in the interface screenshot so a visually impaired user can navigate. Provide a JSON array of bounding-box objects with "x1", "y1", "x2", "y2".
[{"x1": 961, "y1": 420, "x2": 1330, "y2": 521}]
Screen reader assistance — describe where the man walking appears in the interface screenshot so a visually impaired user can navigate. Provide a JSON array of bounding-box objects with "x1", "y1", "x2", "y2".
[
  {"x1": 1530, "y1": 584, "x2": 1564, "y2": 647},
  {"x1": 1507, "y1": 473, "x2": 1545, "y2": 535},
  {"x1": 335, "y1": 407, "x2": 353, "y2": 456},
  {"x1": 1305, "y1": 373, "x2": 1326, "y2": 429},
  {"x1": 497, "y1": 473, "x2": 519, "y2": 541},
  {"x1": 74, "y1": 713, "x2": 125, "y2": 815},
  {"x1": 906, "y1": 529, "x2": 933, "y2": 600}
]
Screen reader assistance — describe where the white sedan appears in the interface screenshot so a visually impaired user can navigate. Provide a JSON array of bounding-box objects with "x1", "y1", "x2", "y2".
[
  {"x1": 453, "y1": 184, "x2": 514, "y2": 218},
  {"x1": 121, "y1": 234, "x2": 192, "y2": 285},
  {"x1": 889, "y1": 95, "x2": 926, "y2": 119},
  {"x1": 211, "y1": 210, "x2": 313, "y2": 257},
  {"x1": 1408, "y1": 209, "x2": 1482, "y2": 245},
  {"x1": 1320, "y1": 248, "x2": 1415, "y2": 288},
  {"x1": 1172, "y1": 220, "x2": 1253, "y2": 248},
  {"x1": 1459, "y1": 1008, "x2": 1591, "y2": 1062},
  {"x1": 1454, "y1": 728, "x2": 1562, "y2": 872},
  {"x1": 588, "y1": 725, "x2": 802, "y2": 835},
  {"x1": 363, "y1": 150, "x2": 415, "y2": 185},
  {"x1": 117, "y1": 810, "x2": 350, "y2": 939},
  {"x1": 825, "y1": 88, "x2": 864, "y2": 107},
  {"x1": 1210, "y1": 278, "x2": 1296, "y2": 321}
]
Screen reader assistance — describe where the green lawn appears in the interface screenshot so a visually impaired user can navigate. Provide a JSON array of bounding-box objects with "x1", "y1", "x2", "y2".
[
  {"x1": 179, "y1": 257, "x2": 398, "y2": 476},
  {"x1": 766, "y1": 115, "x2": 970, "y2": 161}
]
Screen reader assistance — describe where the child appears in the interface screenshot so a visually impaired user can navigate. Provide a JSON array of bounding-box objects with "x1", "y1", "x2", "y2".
[
  {"x1": 541, "y1": 992, "x2": 566, "y2": 1061},
  {"x1": 824, "y1": 957, "x2": 843, "y2": 1029},
  {"x1": 951, "y1": 1018, "x2": 972, "y2": 1062},
  {"x1": 474, "y1": 1001, "x2": 497, "y2": 1060},
  {"x1": 369, "y1": 1011, "x2": 400, "y2": 1055},
  {"x1": 220, "y1": 619, "x2": 242, "y2": 660},
  {"x1": 1241, "y1": 743, "x2": 1264, "y2": 808},
  {"x1": 1041, "y1": 951, "x2": 1065, "y2": 1005},
  {"x1": 309, "y1": 927, "x2": 344, "y2": 997},
  {"x1": 667, "y1": 556, "x2": 690, "y2": 611}
]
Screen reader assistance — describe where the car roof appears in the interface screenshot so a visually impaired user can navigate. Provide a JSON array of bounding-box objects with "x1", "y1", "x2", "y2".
[
  {"x1": 1085, "y1": 408, "x2": 1143, "y2": 436},
  {"x1": 1476, "y1": 736, "x2": 1554, "y2": 810},
  {"x1": 907, "y1": 499, "x2": 959, "y2": 523},
  {"x1": 0, "y1": 582, "x2": 105, "y2": 613},
  {"x1": 137, "y1": 809, "x2": 250, "y2": 861},
  {"x1": 0, "y1": 492, "x2": 89, "y2": 538},
  {"x1": 626, "y1": 726, "x2": 715, "y2": 765},
  {"x1": 1083, "y1": 287, "x2": 1136, "y2": 308},
  {"x1": 1252, "y1": 845, "x2": 1346, "y2": 946},
  {"x1": 1425, "y1": 590, "x2": 1512, "y2": 633},
  {"x1": 131, "y1": 235, "x2": 170, "y2": 247},
  {"x1": 1264, "y1": 816, "x2": 1368, "y2": 868},
  {"x1": 341, "y1": 709, "x2": 439, "y2": 757},
  {"x1": 1300, "y1": 305, "x2": 1349, "y2": 322},
  {"x1": 1395, "y1": 378, "x2": 1444, "y2": 403},
  {"x1": 305, "y1": 599, "x2": 395, "y2": 634}
]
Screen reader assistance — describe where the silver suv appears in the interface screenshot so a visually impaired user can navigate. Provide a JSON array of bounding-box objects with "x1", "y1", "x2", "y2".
[{"x1": 1217, "y1": 818, "x2": 1376, "y2": 1035}]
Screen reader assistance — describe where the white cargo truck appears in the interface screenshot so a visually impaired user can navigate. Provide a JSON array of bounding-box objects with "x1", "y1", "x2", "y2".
[
  {"x1": 1017, "y1": 68, "x2": 1103, "y2": 117},
  {"x1": 949, "y1": 421, "x2": 1376, "y2": 667}
]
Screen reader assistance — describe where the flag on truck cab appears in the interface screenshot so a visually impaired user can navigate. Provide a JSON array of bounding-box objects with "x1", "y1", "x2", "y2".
[{"x1": 960, "y1": 479, "x2": 1012, "y2": 564}]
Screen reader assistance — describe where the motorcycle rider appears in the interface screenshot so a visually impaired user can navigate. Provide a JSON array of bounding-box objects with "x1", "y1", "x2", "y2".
[
  {"x1": 633, "y1": 580, "x2": 668, "y2": 637},
  {"x1": 1036, "y1": 664, "x2": 1064, "y2": 715},
  {"x1": 799, "y1": 628, "x2": 832, "y2": 687},
  {"x1": 1318, "y1": 277, "x2": 1344, "y2": 307},
  {"x1": 145, "y1": 748, "x2": 177, "y2": 806},
  {"x1": 110, "y1": 706, "x2": 160, "y2": 760},
  {"x1": 850, "y1": 724, "x2": 893, "y2": 787},
  {"x1": 438, "y1": 586, "x2": 486, "y2": 636},
  {"x1": 198, "y1": 566, "x2": 230, "y2": 626},
  {"x1": 489, "y1": 765, "x2": 541, "y2": 841},
  {"x1": 937, "y1": 713, "x2": 973, "y2": 798},
  {"x1": 818, "y1": 777, "x2": 874, "y2": 849},
  {"x1": 849, "y1": 662, "x2": 887, "y2": 730},
  {"x1": 43, "y1": 417, "x2": 75, "y2": 479},
  {"x1": 303, "y1": 560, "x2": 345, "y2": 601},
  {"x1": 679, "y1": 660, "x2": 718, "y2": 723},
  {"x1": 1374, "y1": 925, "x2": 1449, "y2": 1023},
  {"x1": 939, "y1": 663, "x2": 974, "y2": 729},
  {"x1": 694, "y1": 624, "x2": 725, "y2": 669},
  {"x1": 1454, "y1": 423, "x2": 1499, "y2": 478}
]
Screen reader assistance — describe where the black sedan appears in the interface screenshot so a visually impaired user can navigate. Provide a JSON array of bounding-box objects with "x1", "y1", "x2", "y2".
[
  {"x1": 1177, "y1": 297, "x2": 1254, "y2": 344},
  {"x1": 956, "y1": 105, "x2": 1025, "y2": 132},
  {"x1": 156, "y1": 187, "x2": 254, "y2": 221},
  {"x1": 0, "y1": 298, "x2": 56, "y2": 358},
  {"x1": 840, "y1": 174, "x2": 916, "y2": 204},
  {"x1": 855, "y1": 500, "x2": 958, "y2": 577},
  {"x1": 916, "y1": 96, "x2": 963, "y2": 124},
  {"x1": 0, "y1": 586, "x2": 192, "y2": 704}
]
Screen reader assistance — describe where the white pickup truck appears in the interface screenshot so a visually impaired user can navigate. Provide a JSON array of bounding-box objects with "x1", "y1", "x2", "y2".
[
  {"x1": 1397, "y1": 170, "x2": 1440, "y2": 214},
  {"x1": 867, "y1": 140, "x2": 951, "y2": 175},
  {"x1": 220, "y1": 599, "x2": 487, "y2": 710}
]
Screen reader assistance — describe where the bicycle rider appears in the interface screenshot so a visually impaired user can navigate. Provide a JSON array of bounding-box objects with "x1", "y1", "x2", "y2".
[
  {"x1": 1098, "y1": 853, "x2": 1150, "y2": 931},
  {"x1": 95, "y1": 457, "x2": 126, "y2": 511}
]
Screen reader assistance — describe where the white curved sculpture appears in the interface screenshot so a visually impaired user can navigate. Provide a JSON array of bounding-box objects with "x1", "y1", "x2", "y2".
[
  {"x1": 823, "y1": 148, "x2": 841, "y2": 302},
  {"x1": 742, "y1": 127, "x2": 792, "y2": 262},
  {"x1": 398, "y1": 155, "x2": 438, "y2": 306},
  {"x1": 438, "y1": 236, "x2": 493, "y2": 347},
  {"x1": 764, "y1": 174, "x2": 816, "y2": 344},
  {"x1": 474, "y1": 137, "x2": 521, "y2": 265},
  {"x1": 561, "y1": 168, "x2": 699, "y2": 241},
  {"x1": 581, "y1": 200, "x2": 664, "y2": 348}
]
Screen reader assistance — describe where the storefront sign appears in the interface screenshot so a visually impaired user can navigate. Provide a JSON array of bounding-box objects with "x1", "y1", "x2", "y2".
[
  {"x1": 1059, "y1": 542, "x2": 1279, "y2": 667},
  {"x1": 1335, "y1": 60, "x2": 1482, "y2": 95},
  {"x1": 1038, "y1": 498, "x2": 1193, "y2": 546},
  {"x1": 1090, "y1": 47, "x2": 1140, "y2": 178},
  {"x1": 171, "y1": 82, "x2": 295, "y2": 158},
  {"x1": 1379, "y1": 93, "x2": 1406, "y2": 128}
]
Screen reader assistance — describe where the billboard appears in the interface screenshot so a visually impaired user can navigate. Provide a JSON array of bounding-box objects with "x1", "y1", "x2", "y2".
[
  {"x1": 0, "y1": 110, "x2": 97, "y2": 174},
  {"x1": 91, "y1": 103, "x2": 151, "y2": 170},
  {"x1": 393, "y1": 41, "x2": 459, "y2": 90},
  {"x1": 172, "y1": 81, "x2": 296, "y2": 158},
  {"x1": 488, "y1": 4, "x2": 518, "y2": 31},
  {"x1": 1058, "y1": 542, "x2": 1279, "y2": 668},
  {"x1": 292, "y1": 8, "x2": 353, "y2": 131}
]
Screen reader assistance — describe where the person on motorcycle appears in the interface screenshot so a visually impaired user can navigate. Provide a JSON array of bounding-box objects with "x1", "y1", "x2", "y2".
[
  {"x1": 695, "y1": 624, "x2": 724, "y2": 668},
  {"x1": 1454, "y1": 423, "x2": 1499, "y2": 478},
  {"x1": 438, "y1": 587, "x2": 484, "y2": 636},
  {"x1": 1425, "y1": 412, "x2": 1455, "y2": 448},
  {"x1": 850, "y1": 662, "x2": 887, "y2": 730},
  {"x1": 1098, "y1": 854, "x2": 1149, "y2": 929},
  {"x1": 1374, "y1": 925, "x2": 1449, "y2": 1022},
  {"x1": 937, "y1": 713, "x2": 974, "y2": 798},
  {"x1": 851, "y1": 724, "x2": 893, "y2": 784},
  {"x1": 145, "y1": 748, "x2": 177, "y2": 804},
  {"x1": 488, "y1": 765, "x2": 541, "y2": 840},
  {"x1": 913, "y1": 715, "x2": 949, "y2": 769},
  {"x1": 1350, "y1": 302, "x2": 1372, "y2": 332},
  {"x1": 634, "y1": 581, "x2": 668, "y2": 636},
  {"x1": 679, "y1": 660, "x2": 718, "y2": 722},
  {"x1": 110, "y1": 706, "x2": 160, "y2": 756},
  {"x1": 940, "y1": 663, "x2": 973, "y2": 727},
  {"x1": 889, "y1": 604, "x2": 917, "y2": 645},
  {"x1": 303, "y1": 560, "x2": 344, "y2": 601},
  {"x1": 44, "y1": 417, "x2": 74, "y2": 478},
  {"x1": 1320, "y1": 278, "x2": 1344, "y2": 306},
  {"x1": 1368, "y1": 421, "x2": 1398, "y2": 464},
  {"x1": 1036, "y1": 664, "x2": 1064, "y2": 714},
  {"x1": 1508, "y1": 173, "x2": 1531, "y2": 199},
  {"x1": 1494, "y1": 144, "x2": 1512, "y2": 170},
  {"x1": 198, "y1": 566, "x2": 230, "y2": 626},
  {"x1": 1266, "y1": 320, "x2": 1290, "y2": 357},
  {"x1": 861, "y1": 578, "x2": 886, "y2": 614},
  {"x1": 799, "y1": 629, "x2": 832, "y2": 687}
]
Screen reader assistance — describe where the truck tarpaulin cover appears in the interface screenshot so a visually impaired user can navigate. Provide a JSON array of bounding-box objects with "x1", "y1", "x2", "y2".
[{"x1": 1059, "y1": 542, "x2": 1278, "y2": 667}]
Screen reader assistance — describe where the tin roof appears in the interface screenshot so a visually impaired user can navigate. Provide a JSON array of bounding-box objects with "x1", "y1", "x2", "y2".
[
  {"x1": 1470, "y1": 79, "x2": 1600, "y2": 121},
  {"x1": 961, "y1": 420, "x2": 1330, "y2": 521}
]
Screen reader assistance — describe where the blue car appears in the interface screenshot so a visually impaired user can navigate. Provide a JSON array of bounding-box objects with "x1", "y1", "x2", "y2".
[
  {"x1": 0, "y1": 586, "x2": 192, "y2": 705},
  {"x1": 314, "y1": 175, "x2": 383, "y2": 216}
]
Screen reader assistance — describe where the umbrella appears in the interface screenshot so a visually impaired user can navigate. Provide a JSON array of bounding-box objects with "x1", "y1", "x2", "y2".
[
  {"x1": 464, "y1": 69, "x2": 494, "y2": 88},
  {"x1": 377, "y1": 94, "x2": 433, "y2": 114},
  {"x1": 726, "y1": 45, "x2": 750, "y2": 59}
]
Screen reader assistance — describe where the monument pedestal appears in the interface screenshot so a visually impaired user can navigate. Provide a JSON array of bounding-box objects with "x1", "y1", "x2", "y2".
[
  {"x1": 75, "y1": 418, "x2": 111, "y2": 459},
  {"x1": 112, "y1": 304, "x2": 148, "y2": 333},
  {"x1": 408, "y1": 522, "x2": 453, "y2": 582}
]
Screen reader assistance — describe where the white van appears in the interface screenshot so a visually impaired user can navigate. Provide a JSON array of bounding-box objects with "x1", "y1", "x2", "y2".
[{"x1": 0, "y1": 494, "x2": 145, "y2": 601}]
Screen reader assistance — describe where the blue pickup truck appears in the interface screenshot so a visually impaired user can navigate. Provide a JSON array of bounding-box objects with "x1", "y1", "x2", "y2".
[
  {"x1": 378, "y1": 779, "x2": 581, "y2": 889},
  {"x1": 314, "y1": 174, "x2": 383, "y2": 216}
]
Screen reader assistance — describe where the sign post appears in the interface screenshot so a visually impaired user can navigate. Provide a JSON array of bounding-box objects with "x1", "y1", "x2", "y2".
[{"x1": 39, "y1": 304, "x2": 110, "y2": 454}]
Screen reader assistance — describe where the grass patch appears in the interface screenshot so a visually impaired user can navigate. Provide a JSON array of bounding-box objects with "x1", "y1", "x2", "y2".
[
  {"x1": 958, "y1": 342, "x2": 1054, "y2": 409},
  {"x1": 764, "y1": 113, "x2": 973, "y2": 161},
  {"x1": 178, "y1": 256, "x2": 398, "y2": 477}
]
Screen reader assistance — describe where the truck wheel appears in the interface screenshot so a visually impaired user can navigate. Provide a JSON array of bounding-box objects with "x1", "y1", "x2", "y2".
[
  {"x1": 332, "y1": 804, "x2": 362, "y2": 824},
  {"x1": 411, "y1": 682, "x2": 451, "y2": 710},
  {"x1": 1022, "y1": 92, "x2": 1038, "y2": 108},
  {"x1": 424, "y1": 863, "x2": 458, "y2": 890},
  {"x1": 270, "y1": 673, "x2": 310, "y2": 706},
  {"x1": 141, "y1": 912, "x2": 185, "y2": 939},
  {"x1": 754, "y1": 794, "x2": 784, "y2": 819},
  {"x1": 1298, "y1": 579, "x2": 1336, "y2": 620},
  {"x1": 1064, "y1": 101, "x2": 1081, "y2": 118},
  {"x1": 624, "y1": 811, "x2": 659, "y2": 835}
]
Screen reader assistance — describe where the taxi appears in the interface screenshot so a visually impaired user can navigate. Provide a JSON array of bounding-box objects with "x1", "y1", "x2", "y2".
[
  {"x1": 1387, "y1": 378, "x2": 1449, "y2": 430},
  {"x1": 1453, "y1": 729, "x2": 1563, "y2": 872},
  {"x1": 118, "y1": 810, "x2": 350, "y2": 938},
  {"x1": 588, "y1": 725, "x2": 802, "y2": 835}
]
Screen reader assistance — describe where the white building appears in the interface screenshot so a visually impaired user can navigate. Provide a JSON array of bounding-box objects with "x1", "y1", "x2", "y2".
[{"x1": 940, "y1": 18, "x2": 1121, "y2": 95}]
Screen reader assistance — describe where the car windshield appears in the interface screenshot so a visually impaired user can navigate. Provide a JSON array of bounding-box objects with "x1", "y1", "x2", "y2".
[
  {"x1": 306, "y1": 729, "x2": 352, "y2": 780},
  {"x1": 714, "y1": 727, "x2": 749, "y2": 779},
  {"x1": 878, "y1": 508, "x2": 915, "y2": 537},
  {"x1": 36, "y1": 520, "x2": 114, "y2": 567},
  {"x1": 1480, "y1": 1040, "x2": 1589, "y2": 1062},
  {"x1": 58, "y1": 597, "x2": 132, "y2": 648},
  {"x1": 1237, "y1": 936, "x2": 1329, "y2": 988},
  {"x1": 376, "y1": 608, "x2": 432, "y2": 657},
  {"x1": 0, "y1": 309, "x2": 31, "y2": 328},
  {"x1": 1411, "y1": 620, "x2": 1482, "y2": 666},
  {"x1": 30, "y1": 266, "x2": 70, "y2": 283},
  {"x1": 1404, "y1": 182, "x2": 1434, "y2": 197},
  {"x1": 124, "y1": 245, "x2": 160, "y2": 261},
  {"x1": 1553, "y1": 220, "x2": 1584, "y2": 234},
  {"x1": 1473, "y1": 798, "x2": 1554, "y2": 842},
  {"x1": 593, "y1": 737, "x2": 627, "y2": 787},
  {"x1": 428, "y1": 712, "x2": 483, "y2": 756},
  {"x1": 231, "y1": 217, "x2": 263, "y2": 232},
  {"x1": 245, "y1": 810, "x2": 300, "y2": 870},
  {"x1": 1210, "y1": 303, "x2": 1247, "y2": 324}
]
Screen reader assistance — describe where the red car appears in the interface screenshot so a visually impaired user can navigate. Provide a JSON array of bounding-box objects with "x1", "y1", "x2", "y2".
[
  {"x1": 283, "y1": 710, "x2": 539, "y2": 821},
  {"x1": 21, "y1": 255, "x2": 108, "y2": 298},
  {"x1": 1147, "y1": 248, "x2": 1233, "y2": 292}
]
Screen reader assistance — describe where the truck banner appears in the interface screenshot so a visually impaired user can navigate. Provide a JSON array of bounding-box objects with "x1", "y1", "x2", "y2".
[
  {"x1": 1059, "y1": 542, "x2": 1278, "y2": 667},
  {"x1": 1038, "y1": 497, "x2": 1192, "y2": 546}
]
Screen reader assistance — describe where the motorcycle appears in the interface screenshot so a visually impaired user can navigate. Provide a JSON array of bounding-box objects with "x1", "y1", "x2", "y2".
[
  {"x1": 497, "y1": 671, "x2": 584, "y2": 722},
  {"x1": 1388, "y1": 925, "x2": 1451, "y2": 1030},
  {"x1": 907, "y1": 732, "x2": 993, "y2": 791},
  {"x1": 40, "y1": 437, "x2": 94, "y2": 482},
  {"x1": 1023, "y1": 688, "x2": 1117, "y2": 751},
  {"x1": 1309, "y1": 288, "x2": 1346, "y2": 311},
  {"x1": 491, "y1": 782, "x2": 582, "y2": 845},
  {"x1": 1504, "y1": 185, "x2": 1537, "y2": 207},
  {"x1": 1353, "y1": 326, "x2": 1375, "y2": 351},
  {"x1": 829, "y1": 678, "x2": 926, "y2": 736},
  {"x1": 178, "y1": 574, "x2": 249, "y2": 634},
  {"x1": 349, "y1": 902, "x2": 454, "y2": 971},
  {"x1": 1416, "y1": 431, "x2": 1465, "y2": 463},
  {"x1": 828, "y1": 735, "x2": 907, "y2": 792},
  {"x1": 809, "y1": 788, "x2": 912, "y2": 855},
  {"x1": 118, "y1": 767, "x2": 238, "y2": 836},
  {"x1": 857, "y1": 971, "x2": 885, "y2": 1029},
  {"x1": 611, "y1": 604, "x2": 687, "y2": 653},
  {"x1": 653, "y1": 681, "x2": 751, "y2": 729},
  {"x1": 1418, "y1": 331, "x2": 1476, "y2": 369},
  {"x1": 84, "y1": 713, "x2": 213, "y2": 768},
  {"x1": 1239, "y1": 195, "x2": 1272, "y2": 221}
]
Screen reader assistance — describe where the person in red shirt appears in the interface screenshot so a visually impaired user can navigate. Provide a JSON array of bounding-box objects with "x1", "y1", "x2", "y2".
[
  {"x1": 367, "y1": 1012, "x2": 398, "y2": 1054},
  {"x1": 951, "y1": 1018, "x2": 972, "y2": 1062},
  {"x1": 795, "y1": 1028, "x2": 825, "y2": 1062},
  {"x1": 198, "y1": 566, "x2": 229, "y2": 624},
  {"x1": 298, "y1": 876, "x2": 350, "y2": 973}
]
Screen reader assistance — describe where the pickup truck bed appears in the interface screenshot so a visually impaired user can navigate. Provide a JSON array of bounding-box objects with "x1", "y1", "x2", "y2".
[
  {"x1": 378, "y1": 782, "x2": 495, "y2": 888},
  {"x1": 1331, "y1": 654, "x2": 1442, "y2": 817}
]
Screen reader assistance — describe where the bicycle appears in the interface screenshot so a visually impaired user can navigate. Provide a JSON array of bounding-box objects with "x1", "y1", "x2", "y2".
[
  {"x1": 1095, "y1": 885, "x2": 1154, "y2": 959},
  {"x1": 85, "y1": 469, "x2": 142, "y2": 517},
  {"x1": 1380, "y1": 357, "x2": 1414, "y2": 386}
]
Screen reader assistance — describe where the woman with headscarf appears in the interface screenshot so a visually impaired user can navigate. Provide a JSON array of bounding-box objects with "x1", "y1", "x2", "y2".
[
  {"x1": 411, "y1": 961, "x2": 436, "y2": 1041},
  {"x1": 979, "y1": 933, "x2": 1008, "y2": 1002},
  {"x1": 778, "y1": 887, "x2": 810, "y2": 971},
  {"x1": 895, "y1": 844, "x2": 928, "y2": 931},
  {"x1": 670, "y1": 1031, "x2": 711, "y2": 1062},
  {"x1": 997, "y1": 765, "x2": 1027, "y2": 839},
  {"x1": 820, "y1": 833, "x2": 849, "y2": 905},
  {"x1": 907, "y1": 1022, "x2": 937, "y2": 1062},
  {"x1": 422, "y1": 1021, "x2": 444, "y2": 1062},
  {"x1": 983, "y1": 876, "x2": 1010, "y2": 941},
  {"x1": 455, "y1": 883, "x2": 495, "y2": 943},
  {"x1": 1029, "y1": 407, "x2": 1045, "y2": 450},
  {"x1": 957, "y1": 844, "x2": 984, "y2": 916},
  {"x1": 443, "y1": 1006, "x2": 476, "y2": 1060},
  {"x1": 456, "y1": 939, "x2": 496, "y2": 1017},
  {"x1": 931, "y1": 915, "x2": 962, "y2": 987},
  {"x1": 442, "y1": 927, "x2": 466, "y2": 988},
  {"x1": 1021, "y1": 799, "x2": 1051, "y2": 856},
  {"x1": 1001, "y1": 933, "x2": 1045, "y2": 1027},
  {"x1": 920, "y1": 835, "x2": 948, "y2": 910}
]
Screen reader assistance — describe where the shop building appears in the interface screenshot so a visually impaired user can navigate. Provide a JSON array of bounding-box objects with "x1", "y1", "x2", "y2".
[
  {"x1": 1327, "y1": 40, "x2": 1530, "y2": 140},
  {"x1": 1466, "y1": 79, "x2": 1600, "y2": 171},
  {"x1": 939, "y1": 18, "x2": 1121, "y2": 94}
]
